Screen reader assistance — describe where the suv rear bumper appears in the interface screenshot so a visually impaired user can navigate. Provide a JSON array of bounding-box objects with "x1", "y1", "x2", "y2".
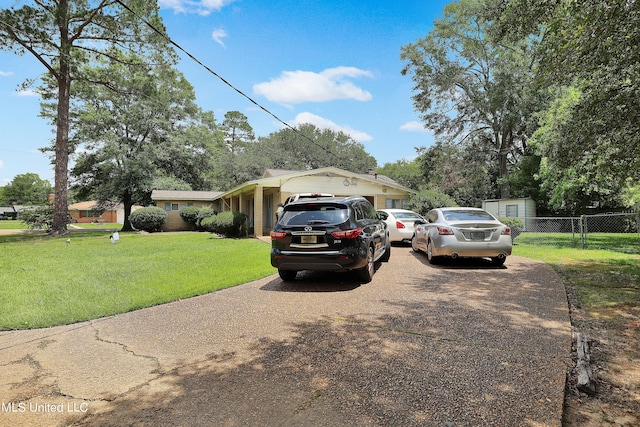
[{"x1": 271, "y1": 248, "x2": 368, "y2": 272}]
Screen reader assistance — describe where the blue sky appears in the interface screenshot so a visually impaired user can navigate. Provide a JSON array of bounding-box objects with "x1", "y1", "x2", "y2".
[{"x1": 0, "y1": 0, "x2": 449, "y2": 186}]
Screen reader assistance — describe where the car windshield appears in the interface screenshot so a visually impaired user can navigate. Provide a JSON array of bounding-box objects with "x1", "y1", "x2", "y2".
[
  {"x1": 441, "y1": 210, "x2": 495, "y2": 221},
  {"x1": 281, "y1": 205, "x2": 349, "y2": 226}
]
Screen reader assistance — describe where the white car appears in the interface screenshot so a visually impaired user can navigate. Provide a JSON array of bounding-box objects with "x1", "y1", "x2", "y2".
[
  {"x1": 377, "y1": 209, "x2": 426, "y2": 243},
  {"x1": 411, "y1": 207, "x2": 512, "y2": 265}
]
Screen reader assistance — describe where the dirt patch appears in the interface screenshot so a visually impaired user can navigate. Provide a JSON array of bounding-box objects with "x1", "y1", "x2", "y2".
[{"x1": 563, "y1": 283, "x2": 640, "y2": 426}]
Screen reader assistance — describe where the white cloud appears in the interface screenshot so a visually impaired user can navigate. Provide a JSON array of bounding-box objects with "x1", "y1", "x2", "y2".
[
  {"x1": 17, "y1": 89, "x2": 38, "y2": 97},
  {"x1": 253, "y1": 67, "x2": 373, "y2": 104},
  {"x1": 0, "y1": 71, "x2": 13, "y2": 77},
  {"x1": 158, "y1": 0, "x2": 235, "y2": 15},
  {"x1": 292, "y1": 112, "x2": 373, "y2": 142},
  {"x1": 400, "y1": 121, "x2": 431, "y2": 133},
  {"x1": 212, "y1": 29, "x2": 228, "y2": 47}
]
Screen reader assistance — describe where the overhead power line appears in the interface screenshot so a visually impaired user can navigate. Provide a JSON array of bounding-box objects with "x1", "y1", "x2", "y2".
[{"x1": 114, "y1": 0, "x2": 342, "y2": 161}]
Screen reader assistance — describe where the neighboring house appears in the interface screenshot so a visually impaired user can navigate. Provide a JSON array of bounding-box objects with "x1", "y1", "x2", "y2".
[
  {"x1": 150, "y1": 190, "x2": 224, "y2": 231},
  {"x1": 150, "y1": 168, "x2": 414, "y2": 236},
  {"x1": 68, "y1": 201, "x2": 142, "y2": 224},
  {"x1": 483, "y1": 198, "x2": 537, "y2": 230}
]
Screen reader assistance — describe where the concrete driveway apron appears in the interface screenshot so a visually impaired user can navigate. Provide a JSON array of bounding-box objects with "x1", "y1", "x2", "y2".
[{"x1": 0, "y1": 245, "x2": 571, "y2": 427}]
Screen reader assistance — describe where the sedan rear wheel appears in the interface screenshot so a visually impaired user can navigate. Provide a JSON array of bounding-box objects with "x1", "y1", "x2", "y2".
[
  {"x1": 411, "y1": 234, "x2": 421, "y2": 253},
  {"x1": 491, "y1": 256, "x2": 506, "y2": 266},
  {"x1": 426, "y1": 239, "x2": 440, "y2": 264},
  {"x1": 357, "y1": 245, "x2": 375, "y2": 283}
]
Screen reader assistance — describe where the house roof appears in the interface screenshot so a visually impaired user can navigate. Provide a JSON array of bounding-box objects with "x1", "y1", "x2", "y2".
[
  {"x1": 68, "y1": 201, "x2": 141, "y2": 210},
  {"x1": 217, "y1": 167, "x2": 414, "y2": 199},
  {"x1": 148, "y1": 168, "x2": 413, "y2": 204},
  {"x1": 68, "y1": 201, "x2": 99, "y2": 210},
  {"x1": 263, "y1": 169, "x2": 300, "y2": 178},
  {"x1": 151, "y1": 190, "x2": 224, "y2": 201}
]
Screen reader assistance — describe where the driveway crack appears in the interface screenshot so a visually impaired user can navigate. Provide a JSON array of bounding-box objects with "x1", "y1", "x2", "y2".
[{"x1": 89, "y1": 322, "x2": 163, "y2": 375}]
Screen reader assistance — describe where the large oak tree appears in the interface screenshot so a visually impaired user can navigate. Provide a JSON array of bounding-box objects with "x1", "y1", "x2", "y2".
[
  {"x1": 495, "y1": 0, "x2": 640, "y2": 211},
  {"x1": 66, "y1": 48, "x2": 221, "y2": 231},
  {"x1": 0, "y1": 0, "x2": 164, "y2": 234},
  {"x1": 400, "y1": 0, "x2": 540, "y2": 198}
]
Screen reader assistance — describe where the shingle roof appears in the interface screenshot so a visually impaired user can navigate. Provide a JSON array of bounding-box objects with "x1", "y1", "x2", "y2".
[{"x1": 150, "y1": 190, "x2": 224, "y2": 201}]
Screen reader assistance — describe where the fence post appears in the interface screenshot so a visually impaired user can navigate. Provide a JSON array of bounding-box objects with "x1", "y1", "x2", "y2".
[{"x1": 580, "y1": 215, "x2": 586, "y2": 249}]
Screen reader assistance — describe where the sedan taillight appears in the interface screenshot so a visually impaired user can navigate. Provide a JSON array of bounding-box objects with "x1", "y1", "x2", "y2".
[
  {"x1": 437, "y1": 226, "x2": 453, "y2": 235},
  {"x1": 396, "y1": 221, "x2": 405, "y2": 229},
  {"x1": 270, "y1": 231, "x2": 287, "y2": 239},
  {"x1": 502, "y1": 227, "x2": 511, "y2": 235},
  {"x1": 332, "y1": 228, "x2": 362, "y2": 239}
]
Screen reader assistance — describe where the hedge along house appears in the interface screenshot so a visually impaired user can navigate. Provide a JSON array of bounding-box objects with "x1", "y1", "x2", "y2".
[
  {"x1": 150, "y1": 190, "x2": 224, "y2": 231},
  {"x1": 212, "y1": 167, "x2": 415, "y2": 237}
]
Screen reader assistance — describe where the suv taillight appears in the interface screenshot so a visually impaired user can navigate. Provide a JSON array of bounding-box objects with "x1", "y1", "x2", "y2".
[
  {"x1": 332, "y1": 228, "x2": 362, "y2": 239},
  {"x1": 270, "y1": 231, "x2": 287, "y2": 239}
]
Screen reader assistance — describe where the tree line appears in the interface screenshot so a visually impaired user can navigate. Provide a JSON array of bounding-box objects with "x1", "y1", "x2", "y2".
[
  {"x1": 2, "y1": 0, "x2": 638, "y2": 234},
  {"x1": 394, "y1": 0, "x2": 640, "y2": 215}
]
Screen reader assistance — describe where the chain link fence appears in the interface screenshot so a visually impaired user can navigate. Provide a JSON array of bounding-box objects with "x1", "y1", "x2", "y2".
[{"x1": 512, "y1": 212, "x2": 640, "y2": 253}]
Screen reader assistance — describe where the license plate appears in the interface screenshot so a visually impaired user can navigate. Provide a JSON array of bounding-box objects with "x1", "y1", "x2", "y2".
[
  {"x1": 471, "y1": 232, "x2": 485, "y2": 240},
  {"x1": 301, "y1": 235, "x2": 317, "y2": 244}
]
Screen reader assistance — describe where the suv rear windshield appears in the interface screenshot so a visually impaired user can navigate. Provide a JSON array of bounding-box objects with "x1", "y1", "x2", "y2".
[{"x1": 280, "y1": 204, "x2": 350, "y2": 226}]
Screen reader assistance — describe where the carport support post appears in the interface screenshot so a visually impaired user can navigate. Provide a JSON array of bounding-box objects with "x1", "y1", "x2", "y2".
[{"x1": 254, "y1": 185, "x2": 264, "y2": 236}]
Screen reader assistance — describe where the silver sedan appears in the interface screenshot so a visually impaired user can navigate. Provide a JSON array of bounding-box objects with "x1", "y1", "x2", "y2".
[{"x1": 411, "y1": 207, "x2": 512, "y2": 265}]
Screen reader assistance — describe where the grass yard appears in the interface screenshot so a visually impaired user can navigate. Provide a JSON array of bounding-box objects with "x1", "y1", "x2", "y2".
[
  {"x1": 71, "y1": 222, "x2": 120, "y2": 229},
  {"x1": 516, "y1": 231, "x2": 640, "y2": 253},
  {"x1": 513, "y1": 243, "x2": 640, "y2": 307},
  {"x1": 0, "y1": 220, "x2": 28, "y2": 230},
  {"x1": 513, "y1": 241, "x2": 640, "y2": 425},
  {"x1": 0, "y1": 232, "x2": 275, "y2": 330}
]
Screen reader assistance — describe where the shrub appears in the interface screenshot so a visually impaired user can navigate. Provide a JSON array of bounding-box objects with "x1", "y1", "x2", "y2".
[
  {"x1": 406, "y1": 187, "x2": 458, "y2": 216},
  {"x1": 179, "y1": 206, "x2": 216, "y2": 231},
  {"x1": 20, "y1": 206, "x2": 70, "y2": 231},
  {"x1": 179, "y1": 206, "x2": 200, "y2": 227},
  {"x1": 129, "y1": 206, "x2": 168, "y2": 232},
  {"x1": 499, "y1": 217, "x2": 524, "y2": 241},
  {"x1": 201, "y1": 211, "x2": 247, "y2": 238},
  {"x1": 196, "y1": 207, "x2": 216, "y2": 229}
]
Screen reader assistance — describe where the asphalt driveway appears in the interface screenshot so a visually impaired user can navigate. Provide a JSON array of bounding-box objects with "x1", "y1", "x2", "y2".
[{"x1": 0, "y1": 244, "x2": 572, "y2": 427}]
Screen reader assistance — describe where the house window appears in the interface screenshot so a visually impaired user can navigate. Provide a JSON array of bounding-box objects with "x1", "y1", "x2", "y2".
[
  {"x1": 385, "y1": 198, "x2": 409, "y2": 209},
  {"x1": 506, "y1": 204, "x2": 519, "y2": 217},
  {"x1": 164, "y1": 203, "x2": 182, "y2": 211},
  {"x1": 80, "y1": 210, "x2": 100, "y2": 218}
]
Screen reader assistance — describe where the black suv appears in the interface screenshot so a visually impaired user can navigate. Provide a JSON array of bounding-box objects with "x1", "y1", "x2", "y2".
[{"x1": 270, "y1": 196, "x2": 391, "y2": 282}]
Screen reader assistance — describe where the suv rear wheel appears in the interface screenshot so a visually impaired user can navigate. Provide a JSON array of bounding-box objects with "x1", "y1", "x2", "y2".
[
  {"x1": 357, "y1": 245, "x2": 375, "y2": 283},
  {"x1": 278, "y1": 269, "x2": 297, "y2": 281},
  {"x1": 380, "y1": 238, "x2": 391, "y2": 262}
]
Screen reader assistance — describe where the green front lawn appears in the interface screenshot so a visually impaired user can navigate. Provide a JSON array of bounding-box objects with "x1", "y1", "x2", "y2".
[
  {"x1": 72, "y1": 222, "x2": 121, "y2": 229},
  {"x1": 0, "y1": 220, "x2": 28, "y2": 230},
  {"x1": 0, "y1": 232, "x2": 275, "y2": 330},
  {"x1": 513, "y1": 242, "x2": 640, "y2": 309}
]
